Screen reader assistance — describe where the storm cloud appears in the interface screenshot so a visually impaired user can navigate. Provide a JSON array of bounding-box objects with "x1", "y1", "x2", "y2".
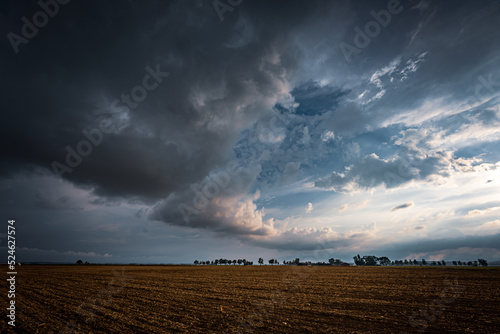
[{"x1": 1, "y1": 0, "x2": 500, "y2": 263}]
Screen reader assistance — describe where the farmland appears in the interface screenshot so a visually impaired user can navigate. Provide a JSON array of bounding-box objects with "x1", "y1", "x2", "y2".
[{"x1": 1, "y1": 265, "x2": 499, "y2": 333}]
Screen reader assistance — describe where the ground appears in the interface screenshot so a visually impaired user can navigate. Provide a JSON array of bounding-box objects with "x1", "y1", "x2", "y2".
[{"x1": 1, "y1": 265, "x2": 499, "y2": 333}]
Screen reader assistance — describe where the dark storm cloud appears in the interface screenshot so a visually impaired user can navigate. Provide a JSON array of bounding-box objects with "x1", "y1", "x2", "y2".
[
  {"x1": 35, "y1": 191, "x2": 82, "y2": 211},
  {"x1": 3, "y1": 0, "x2": 498, "y2": 202},
  {"x1": 1, "y1": 0, "x2": 315, "y2": 203},
  {"x1": 150, "y1": 160, "x2": 266, "y2": 235}
]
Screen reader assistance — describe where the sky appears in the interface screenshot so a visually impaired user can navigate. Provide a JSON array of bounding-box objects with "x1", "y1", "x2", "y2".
[{"x1": 1, "y1": 0, "x2": 500, "y2": 264}]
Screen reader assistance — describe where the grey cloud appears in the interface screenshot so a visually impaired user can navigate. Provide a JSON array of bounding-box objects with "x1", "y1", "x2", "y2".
[
  {"x1": 280, "y1": 161, "x2": 301, "y2": 185},
  {"x1": 385, "y1": 233, "x2": 500, "y2": 255},
  {"x1": 455, "y1": 201, "x2": 500, "y2": 216},
  {"x1": 150, "y1": 161, "x2": 266, "y2": 235},
  {"x1": 35, "y1": 192, "x2": 82, "y2": 212},
  {"x1": 391, "y1": 201, "x2": 414, "y2": 212},
  {"x1": 244, "y1": 227, "x2": 374, "y2": 251},
  {"x1": 315, "y1": 150, "x2": 450, "y2": 192}
]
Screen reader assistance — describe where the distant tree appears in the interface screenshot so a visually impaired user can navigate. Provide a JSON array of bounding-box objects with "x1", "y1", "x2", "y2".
[
  {"x1": 295, "y1": 258, "x2": 300, "y2": 265},
  {"x1": 85, "y1": 261, "x2": 89, "y2": 265},
  {"x1": 467, "y1": 261, "x2": 473, "y2": 266},
  {"x1": 76, "y1": 260, "x2": 83, "y2": 265},
  {"x1": 379, "y1": 257, "x2": 391, "y2": 266},
  {"x1": 478, "y1": 259, "x2": 488, "y2": 267},
  {"x1": 458, "y1": 260, "x2": 462, "y2": 265},
  {"x1": 473, "y1": 261, "x2": 478, "y2": 267},
  {"x1": 194, "y1": 260, "x2": 199, "y2": 265},
  {"x1": 441, "y1": 260, "x2": 446, "y2": 266},
  {"x1": 413, "y1": 259, "x2": 418, "y2": 265},
  {"x1": 353, "y1": 254, "x2": 363, "y2": 266},
  {"x1": 404, "y1": 259, "x2": 409, "y2": 265},
  {"x1": 421, "y1": 259, "x2": 427, "y2": 265},
  {"x1": 258, "y1": 258, "x2": 264, "y2": 265},
  {"x1": 452, "y1": 261, "x2": 457, "y2": 266},
  {"x1": 363, "y1": 256, "x2": 378, "y2": 266}
]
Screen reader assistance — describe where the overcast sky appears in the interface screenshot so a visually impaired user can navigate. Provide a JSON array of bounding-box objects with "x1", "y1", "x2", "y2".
[{"x1": 1, "y1": 0, "x2": 500, "y2": 264}]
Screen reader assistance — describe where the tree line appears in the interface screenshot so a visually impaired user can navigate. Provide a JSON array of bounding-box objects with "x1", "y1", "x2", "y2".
[
  {"x1": 192, "y1": 256, "x2": 489, "y2": 267},
  {"x1": 194, "y1": 257, "x2": 347, "y2": 266},
  {"x1": 353, "y1": 255, "x2": 488, "y2": 267}
]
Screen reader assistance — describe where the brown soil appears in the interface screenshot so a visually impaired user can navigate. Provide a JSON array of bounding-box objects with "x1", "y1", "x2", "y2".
[{"x1": 1, "y1": 265, "x2": 499, "y2": 333}]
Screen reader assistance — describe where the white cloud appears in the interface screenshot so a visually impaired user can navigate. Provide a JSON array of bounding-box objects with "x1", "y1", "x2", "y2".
[
  {"x1": 305, "y1": 202, "x2": 314, "y2": 213},
  {"x1": 301, "y1": 126, "x2": 311, "y2": 145},
  {"x1": 321, "y1": 130, "x2": 335, "y2": 142}
]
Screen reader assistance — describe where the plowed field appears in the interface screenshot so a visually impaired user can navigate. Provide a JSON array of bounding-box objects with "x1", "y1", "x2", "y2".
[{"x1": 1, "y1": 265, "x2": 499, "y2": 333}]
